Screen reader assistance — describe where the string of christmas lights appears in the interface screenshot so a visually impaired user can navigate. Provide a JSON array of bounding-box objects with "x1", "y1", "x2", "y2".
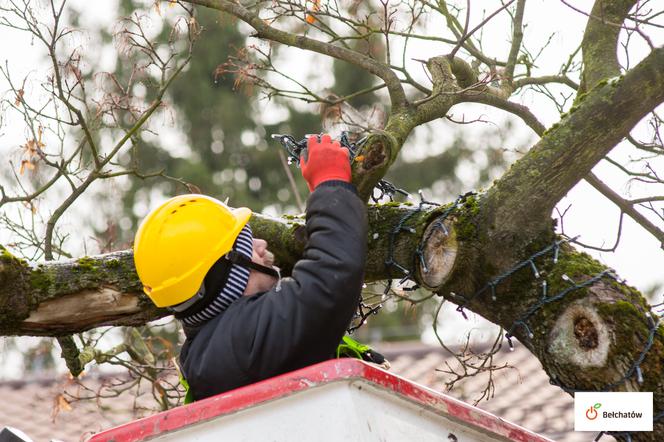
[
  {"x1": 454, "y1": 235, "x2": 578, "y2": 320},
  {"x1": 368, "y1": 185, "x2": 662, "y2": 437},
  {"x1": 504, "y1": 270, "x2": 616, "y2": 351},
  {"x1": 349, "y1": 191, "x2": 474, "y2": 333}
]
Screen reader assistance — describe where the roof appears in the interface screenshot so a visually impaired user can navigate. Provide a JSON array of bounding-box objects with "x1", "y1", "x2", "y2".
[
  {"x1": 0, "y1": 341, "x2": 592, "y2": 442},
  {"x1": 89, "y1": 359, "x2": 552, "y2": 442}
]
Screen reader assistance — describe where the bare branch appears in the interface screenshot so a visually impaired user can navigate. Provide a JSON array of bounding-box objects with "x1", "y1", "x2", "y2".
[
  {"x1": 184, "y1": 0, "x2": 408, "y2": 108},
  {"x1": 585, "y1": 172, "x2": 664, "y2": 248}
]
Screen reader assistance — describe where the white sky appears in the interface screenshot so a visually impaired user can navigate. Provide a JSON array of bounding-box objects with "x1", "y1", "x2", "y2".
[{"x1": 0, "y1": 0, "x2": 662, "y2": 373}]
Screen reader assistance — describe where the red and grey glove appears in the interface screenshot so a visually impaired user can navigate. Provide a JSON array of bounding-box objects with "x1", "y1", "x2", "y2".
[{"x1": 300, "y1": 134, "x2": 351, "y2": 192}]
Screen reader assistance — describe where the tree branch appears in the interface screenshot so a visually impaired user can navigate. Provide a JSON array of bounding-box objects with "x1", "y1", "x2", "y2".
[
  {"x1": 485, "y1": 45, "x2": 664, "y2": 239},
  {"x1": 585, "y1": 173, "x2": 664, "y2": 248},
  {"x1": 183, "y1": 0, "x2": 408, "y2": 109},
  {"x1": 579, "y1": 0, "x2": 638, "y2": 92}
]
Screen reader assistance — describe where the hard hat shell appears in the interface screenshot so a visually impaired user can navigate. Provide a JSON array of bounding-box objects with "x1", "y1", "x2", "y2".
[{"x1": 133, "y1": 194, "x2": 252, "y2": 307}]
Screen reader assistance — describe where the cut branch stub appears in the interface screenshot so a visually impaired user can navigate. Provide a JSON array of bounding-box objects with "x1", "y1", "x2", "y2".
[
  {"x1": 547, "y1": 299, "x2": 611, "y2": 368},
  {"x1": 417, "y1": 217, "x2": 458, "y2": 290},
  {"x1": 353, "y1": 132, "x2": 396, "y2": 201}
]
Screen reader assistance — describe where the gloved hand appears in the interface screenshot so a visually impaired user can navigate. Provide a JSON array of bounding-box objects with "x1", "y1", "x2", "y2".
[{"x1": 300, "y1": 134, "x2": 351, "y2": 192}]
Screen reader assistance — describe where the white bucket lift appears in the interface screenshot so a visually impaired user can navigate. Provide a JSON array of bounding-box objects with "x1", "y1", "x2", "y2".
[{"x1": 88, "y1": 359, "x2": 552, "y2": 442}]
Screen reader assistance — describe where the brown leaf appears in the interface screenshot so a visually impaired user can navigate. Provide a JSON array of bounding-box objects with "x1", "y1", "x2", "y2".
[
  {"x1": 186, "y1": 182, "x2": 202, "y2": 194},
  {"x1": 58, "y1": 394, "x2": 72, "y2": 412},
  {"x1": 306, "y1": 0, "x2": 321, "y2": 24},
  {"x1": 19, "y1": 159, "x2": 35, "y2": 175},
  {"x1": 51, "y1": 393, "x2": 73, "y2": 421},
  {"x1": 14, "y1": 89, "x2": 24, "y2": 106}
]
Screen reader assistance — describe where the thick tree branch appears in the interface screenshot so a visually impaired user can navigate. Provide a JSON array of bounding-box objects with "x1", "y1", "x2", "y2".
[
  {"x1": 0, "y1": 205, "x2": 429, "y2": 335},
  {"x1": 183, "y1": 0, "x2": 408, "y2": 109},
  {"x1": 485, "y1": 45, "x2": 664, "y2": 240},
  {"x1": 579, "y1": 0, "x2": 638, "y2": 92},
  {"x1": 3, "y1": 196, "x2": 664, "y2": 440}
]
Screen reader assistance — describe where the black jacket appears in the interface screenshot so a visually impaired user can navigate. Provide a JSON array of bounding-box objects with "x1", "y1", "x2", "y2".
[{"x1": 179, "y1": 182, "x2": 368, "y2": 400}]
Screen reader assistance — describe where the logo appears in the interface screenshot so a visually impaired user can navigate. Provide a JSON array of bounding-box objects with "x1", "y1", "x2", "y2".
[
  {"x1": 574, "y1": 392, "x2": 652, "y2": 431},
  {"x1": 585, "y1": 403, "x2": 601, "y2": 420}
]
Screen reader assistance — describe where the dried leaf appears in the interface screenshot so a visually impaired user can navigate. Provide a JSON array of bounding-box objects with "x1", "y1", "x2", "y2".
[
  {"x1": 306, "y1": 0, "x2": 320, "y2": 24},
  {"x1": 19, "y1": 159, "x2": 35, "y2": 175},
  {"x1": 22, "y1": 201, "x2": 37, "y2": 214},
  {"x1": 154, "y1": 380, "x2": 166, "y2": 398},
  {"x1": 14, "y1": 89, "x2": 24, "y2": 106},
  {"x1": 58, "y1": 394, "x2": 72, "y2": 412},
  {"x1": 186, "y1": 183, "x2": 202, "y2": 194}
]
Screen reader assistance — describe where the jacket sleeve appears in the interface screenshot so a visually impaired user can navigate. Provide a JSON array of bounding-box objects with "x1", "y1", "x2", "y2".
[{"x1": 230, "y1": 181, "x2": 368, "y2": 381}]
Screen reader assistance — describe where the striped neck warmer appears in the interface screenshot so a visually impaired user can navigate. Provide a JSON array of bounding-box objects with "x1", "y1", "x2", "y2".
[{"x1": 180, "y1": 224, "x2": 254, "y2": 327}]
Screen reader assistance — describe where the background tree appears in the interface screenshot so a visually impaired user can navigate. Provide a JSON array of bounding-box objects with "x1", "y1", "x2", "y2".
[{"x1": 1, "y1": 1, "x2": 663, "y2": 440}]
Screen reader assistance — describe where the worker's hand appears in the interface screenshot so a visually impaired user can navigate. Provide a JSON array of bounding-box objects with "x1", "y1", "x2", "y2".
[{"x1": 300, "y1": 134, "x2": 351, "y2": 192}]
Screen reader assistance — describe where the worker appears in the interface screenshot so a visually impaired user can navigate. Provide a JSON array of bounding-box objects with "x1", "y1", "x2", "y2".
[{"x1": 133, "y1": 134, "x2": 368, "y2": 401}]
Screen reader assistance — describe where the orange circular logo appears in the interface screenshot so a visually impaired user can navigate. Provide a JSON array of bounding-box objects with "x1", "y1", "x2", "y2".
[{"x1": 586, "y1": 406, "x2": 598, "y2": 420}]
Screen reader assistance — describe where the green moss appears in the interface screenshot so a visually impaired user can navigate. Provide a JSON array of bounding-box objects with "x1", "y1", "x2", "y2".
[
  {"x1": 595, "y1": 299, "x2": 663, "y2": 392},
  {"x1": 75, "y1": 257, "x2": 97, "y2": 271},
  {"x1": 0, "y1": 245, "x2": 28, "y2": 267},
  {"x1": 453, "y1": 194, "x2": 481, "y2": 241},
  {"x1": 29, "y1": 267, "x2": 54, "y2": 292},
  {"x1": 541, "y1": 122, "x2": 560, "y2": 137},
  {"x1": 106, "y1": 258, "x2": 122, "y2": 269},
  {"x1": 282, "y1": 214, "x2": 304, "y2": 221},
  {"x1": 377, "y1": 201, "x2": 413, "y2": 208}
]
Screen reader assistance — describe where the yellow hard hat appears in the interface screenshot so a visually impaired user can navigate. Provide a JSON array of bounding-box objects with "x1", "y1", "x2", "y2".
[{"x1": 133, "y1": 194, "x2": 252, "y2": 307}]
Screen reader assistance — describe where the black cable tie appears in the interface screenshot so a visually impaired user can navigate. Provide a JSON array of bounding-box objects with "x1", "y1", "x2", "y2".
[
  {"x1": 456, "y1": 306, "x2": 468, "y2": 320},
  {"x1": 505, "y1": 333, "x2": 515, "y2": 351},
  {"x1": 402, "y1": 284, "x2": 420, "y2": 291}
]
